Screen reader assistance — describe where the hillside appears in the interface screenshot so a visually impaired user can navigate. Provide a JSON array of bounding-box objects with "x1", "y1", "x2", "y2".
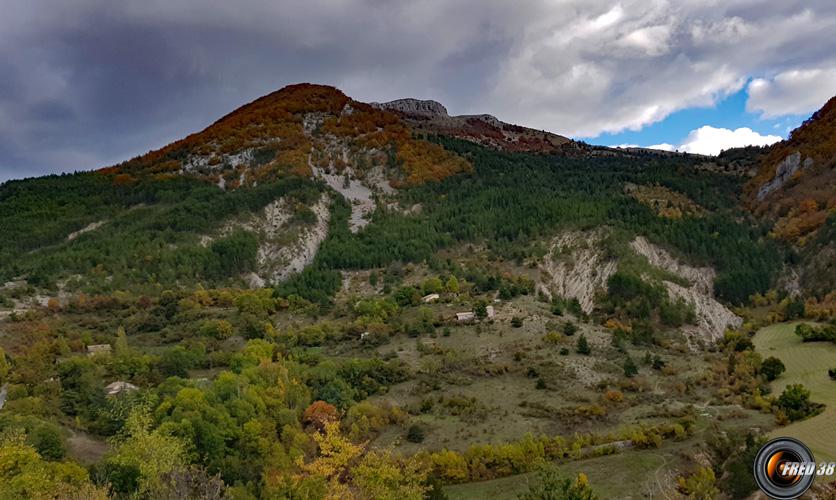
[
  {"x1": 0, "y1": 83, "x2": 830, "y2": 499},
  {"x1": 745, "y1": 96, "x2": 836, "y2": 297}
]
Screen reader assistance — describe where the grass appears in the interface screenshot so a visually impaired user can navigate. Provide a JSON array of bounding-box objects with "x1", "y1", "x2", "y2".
[
  {"x1": 754, "y1": 321, "x2": 836, "y2": 462},
  {"x1": 441, "y1": 405, "x2": 773, "y2": 500},
  {"x1": 443, "y1": 445, "x2": 678, "y2": 500}
]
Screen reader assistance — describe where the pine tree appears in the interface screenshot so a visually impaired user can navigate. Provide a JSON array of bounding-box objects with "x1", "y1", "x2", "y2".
[
  {"x1": 576, "y1": 335, "x2": 591, "y2": 355},
  {"x1": 623, "y1": 356, "x2": 638, "y2": 377}
]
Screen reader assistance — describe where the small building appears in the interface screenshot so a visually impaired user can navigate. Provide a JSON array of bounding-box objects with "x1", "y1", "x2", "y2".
[
  {"x1": 422, "y1": 293, "x2": 440, "y2": 303},
  {"x1": 105, "y1": 381, "x2": 138, "y2": 397},
  {"x1": 486, "y1": 305, "x2": 496, "y2": 318},
  {"x1": 455, "y1": 311, "x2": 475, "y2": 322},
  {"x1": 86, "y1": 344, "x2": 112, "y2": 356}
]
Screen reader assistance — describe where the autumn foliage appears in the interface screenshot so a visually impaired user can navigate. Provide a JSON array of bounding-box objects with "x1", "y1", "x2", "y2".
[
  {"x1": 747, "y1": 95, "x2": 836, "y2": 244},
  {"x1": 100, "y1": 83, "x2": 471, "y2": 189},
  {"x1": 303, "y1": 400, "x2": 339, "y2": 430}
]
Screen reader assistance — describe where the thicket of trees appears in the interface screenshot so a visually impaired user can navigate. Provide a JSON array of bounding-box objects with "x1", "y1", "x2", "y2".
[
  {"x1": 0, "y1": 173, "x2": 321, "y2": 289},
  {"x1": 280, "y1": 138, "x2": 783, "y2": 304},
  {"x1": 1, "y1": 134, "x2": 784, "y2": 307}
]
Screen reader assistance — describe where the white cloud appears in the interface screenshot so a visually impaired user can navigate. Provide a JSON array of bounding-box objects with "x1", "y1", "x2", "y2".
[
  {"x1": 489, "y1": 1, "x2": 836, "y2": 137},
  {"x1": 665, "y1": 126, "x2": 782, "y2": 156},
  {"x1": 746, "y1": 67, "x2": 836, "y2": 118},
  {"x1": 647, "y1": 143, "x2": 676, "y2": 151}
]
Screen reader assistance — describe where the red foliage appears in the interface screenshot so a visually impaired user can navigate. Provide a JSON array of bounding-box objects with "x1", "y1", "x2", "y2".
[{"x1": 303, "y1": 400, "x2": 339, "y2": 430}]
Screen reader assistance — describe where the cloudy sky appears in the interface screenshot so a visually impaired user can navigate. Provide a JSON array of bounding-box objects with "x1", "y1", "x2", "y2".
[{"x1": 2, "y1": 0, "x2": 836, "y2": 182}]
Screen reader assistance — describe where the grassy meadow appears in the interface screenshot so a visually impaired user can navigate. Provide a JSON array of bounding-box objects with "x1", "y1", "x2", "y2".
[{"x1": 754, "y1": 322, "x2": 836, "y2": 462}]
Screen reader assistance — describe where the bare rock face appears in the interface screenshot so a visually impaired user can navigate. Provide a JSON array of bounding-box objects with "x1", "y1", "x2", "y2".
[
  {"x1": 538, "y1": 230, "x2": 617, "y2": 314},
  {"x1": 630, "y1": 236, "x2": 714, "y2": 295},
  {"x1": 630, "y1": 236, "x2": 742, "y2": 344},
  {"x1": 258, "y1": 193, "x2": 331, "y2": 283},
  {"x1": 204, "y1": 193, "x2": 332, "y2": 288},
  {"x1": 756, "y1": 152, "x2": 814, "y2": 200},
  {"x1": 371, "y1": 98, "x2": 449, "y2": 118}
]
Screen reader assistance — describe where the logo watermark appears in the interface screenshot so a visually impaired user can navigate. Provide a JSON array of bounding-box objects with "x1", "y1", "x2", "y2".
[{"x1": 753, "y1": 437, "x2": 834, "y2": 499}]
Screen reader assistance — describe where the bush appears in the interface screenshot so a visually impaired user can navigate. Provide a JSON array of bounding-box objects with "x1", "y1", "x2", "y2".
[
  {"x1": 510, "y1": 316, "x2": 524, "y2": 328},
  {"x1": 536, "y1": 378, "x2": 547, "y2": 390},
  {"x1": 559, "y1": 348, "x2": 569, "y2": 356},
  {"x1": 761, "y1": 356, "x2": 786, "y2": 382},
  {"x1": 406, "y1": 424, "x2": 425, "y2": 443},
  {"x1": 519, "y1": 465, "x2": 597, "y2": 500},
  {"x1": 829, "y1": 368, "x2": 836, "y2": 380},
  {"x1": 651, "y1": 355, "x2": 666, "y2": 370},
  {"x1": 28, "y1": 422, "x2": 66, "y2": 460},
  {"x1": 576, "y1": 335, "x2": 591, "y2": 355},
  {"x1": 776, "y1": 384, "x2": 824, "y2": 422},
  {"x1": 604, "y1": 390, "x2": 624, "y2": 402},
  {"x1": 623, "y1": 357, "x2": 638, "y2": 377},
  {"x1": 795, "y1": 323, "x2": 836, "y2": 343},
  {"x1": 563, "y1": 322, "x2": 578, "y2": 336}
]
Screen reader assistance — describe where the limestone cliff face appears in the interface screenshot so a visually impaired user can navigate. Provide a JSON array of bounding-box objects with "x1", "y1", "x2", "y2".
[
  {"x1": 206, "y1": 193, "x2": 332, "y2": 288},
  {"x1": 372, "y1": 98, "x2": 449, "y2": 118},
  {"x1": 630, "y1": 237, "x2": 742, "y2": 344},
  {"x1": 372, "y1": 97, "x2": 577, "y2": 154},
  {"x1": 538, "y1": 230, "x2": 617, "y2": 314},
  {"x1": 755, "y1": 152, "x2": 814, "y2": 201},
  {"x1": 538, "y1": 231, "x2": 741, "y2": 346}
]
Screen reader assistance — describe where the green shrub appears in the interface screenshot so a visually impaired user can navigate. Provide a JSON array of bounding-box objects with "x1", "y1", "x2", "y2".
[{"x1": 406, "y1": 424, "x2": 425, "y2": 443}]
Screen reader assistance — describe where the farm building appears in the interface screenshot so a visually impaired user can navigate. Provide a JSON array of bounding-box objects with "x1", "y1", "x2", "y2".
[
  {"x1": 455, "y1": 311, "x2": 475, "y2": 322},
  {"x1": 86, "y1": 344, "x2": 112, "y2": 356}
]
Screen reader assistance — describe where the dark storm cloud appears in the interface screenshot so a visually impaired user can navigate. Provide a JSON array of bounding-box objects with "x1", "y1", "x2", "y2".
[{"x1": 1, "y1": 0, "x2": 835, "y2": 181}]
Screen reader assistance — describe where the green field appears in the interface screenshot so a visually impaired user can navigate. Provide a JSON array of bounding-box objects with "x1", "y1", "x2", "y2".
[
  {"x1": 754, "y1": 322, "x2": 836, "y2": 462},
  {"x1": 443, "y1": 448, "x2": 671, "y2": 500}
]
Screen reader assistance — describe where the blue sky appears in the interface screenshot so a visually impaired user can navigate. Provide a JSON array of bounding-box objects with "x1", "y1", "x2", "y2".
[{"x1": 588, "y1": 86, "x2": 806, "y2": 152}]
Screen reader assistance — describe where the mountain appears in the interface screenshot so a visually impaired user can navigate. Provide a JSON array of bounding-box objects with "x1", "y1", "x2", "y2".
[
  {"x1": 0, "y1": 82, "x2": 830, "y2": 499},
  {"x1": 0, "y1": 82, "x2": 790, "y2": 303},
  {"x1": 747, "y1": 95, "x2": 836, "y2": 242},
  {"x1": 102, "y1": 84, "x2": 471, "y2": 188},
  {"x1": 745, "y1": 96, "x2": 836, "y2": 296}
]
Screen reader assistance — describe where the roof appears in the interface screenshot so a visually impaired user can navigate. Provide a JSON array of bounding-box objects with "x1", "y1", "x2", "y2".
[{"x1": 105, "y1": 381, "x2": 138, "y2": 396}]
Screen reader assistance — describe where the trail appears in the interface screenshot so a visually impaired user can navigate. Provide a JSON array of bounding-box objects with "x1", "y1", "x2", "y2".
[{"x1": 646, "y1": 452, "x2": 672, "y2": 500}]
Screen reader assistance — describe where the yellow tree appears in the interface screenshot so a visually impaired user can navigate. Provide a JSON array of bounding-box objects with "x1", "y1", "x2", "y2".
[
  {"x1": 352, "y1": 448, "x2": 429, "y2": 500},
  {"x1": 296, "y1": 421, "x2": 364, "y2": 499}
]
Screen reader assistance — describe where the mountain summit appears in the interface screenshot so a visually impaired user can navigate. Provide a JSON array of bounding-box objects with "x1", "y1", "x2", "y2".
[{"x1": 373, "y1": 97, "x2": 580, "y2": 154}]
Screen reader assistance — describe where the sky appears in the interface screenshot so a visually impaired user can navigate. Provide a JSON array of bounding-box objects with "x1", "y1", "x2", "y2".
[{"x1": 1, "y1": 0, "x2": 836, "y2": 182}]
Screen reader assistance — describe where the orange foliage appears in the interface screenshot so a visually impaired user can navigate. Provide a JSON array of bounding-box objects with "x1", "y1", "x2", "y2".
[
  {"x1": 96, "y1": 83, "x2": 470, "y2": 188},
  {"x1": 303, "y1": 400, "x2": 339, "y2": 430},
  {"x1": 747, "y1": 96, "x2": 836, "y2": 243}
]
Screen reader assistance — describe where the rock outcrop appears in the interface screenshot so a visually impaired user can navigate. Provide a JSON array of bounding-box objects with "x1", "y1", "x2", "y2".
[
  {"x1": 372, "y1": 97, "x2": 577, "y2": 154},
  {"x1": 372, "y1": 98, "x2": 449, "y2": 118},
  {"x1": 756, "y1": 152, "x2": 813, "y2": 201},
  {"x1": 630, "y1": 236, "x2": 741, "y2": 344},
  {"x1": 538, "y1": 230, "x2": 617, "y2": 314}
]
